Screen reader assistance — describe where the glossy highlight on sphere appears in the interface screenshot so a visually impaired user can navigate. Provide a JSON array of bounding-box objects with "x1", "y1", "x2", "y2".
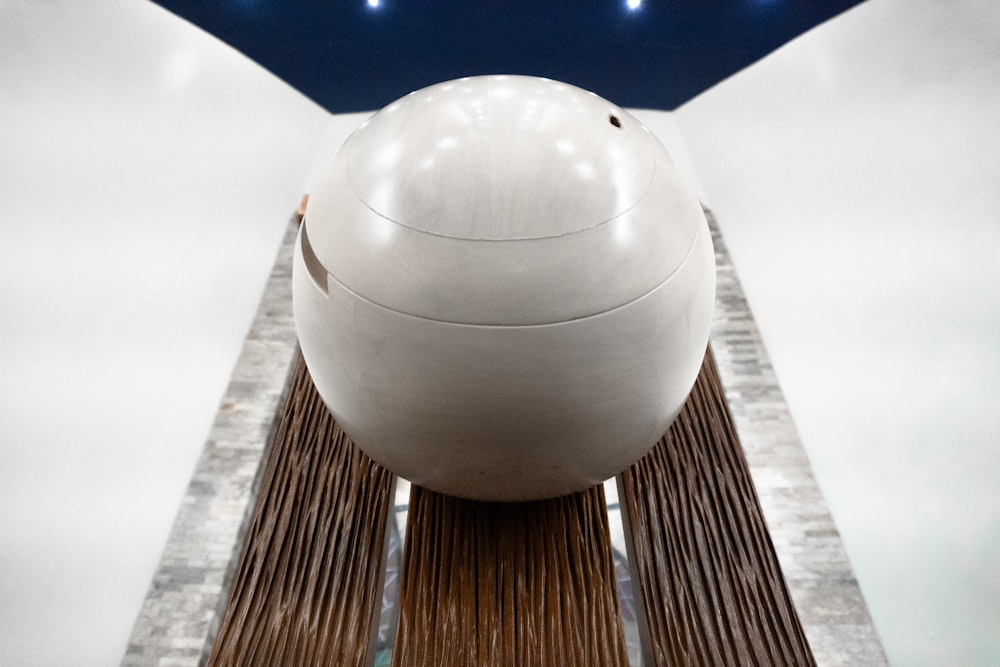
[{"x1": 293, "y1": 75, "x2": 715, "y2": 501}]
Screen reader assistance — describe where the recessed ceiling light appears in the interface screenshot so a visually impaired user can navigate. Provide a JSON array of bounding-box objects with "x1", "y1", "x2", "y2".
[
  {"x1": 627, "y1": 0, "x2": 641, "y2": 9},
  {"x1": 367, "y1": 0, "x2": 380, "y2": 8}
]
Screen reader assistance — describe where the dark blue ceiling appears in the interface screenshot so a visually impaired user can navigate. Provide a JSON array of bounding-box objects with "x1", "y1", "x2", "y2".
[{"x1": 152, "y1": 0, "x2": 866, "y2": 113}]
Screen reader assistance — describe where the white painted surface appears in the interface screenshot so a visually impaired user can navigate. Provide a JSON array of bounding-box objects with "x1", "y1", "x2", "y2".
[
  {"x1": 675, "y1": 1, "x2": 1000, "y2": 664},
  {"x1": 0, "y1": 1, "x2": 330, "y2": 664},
  {"x1": 296, "y1": 78, "x2": 715, "y2": 500}
]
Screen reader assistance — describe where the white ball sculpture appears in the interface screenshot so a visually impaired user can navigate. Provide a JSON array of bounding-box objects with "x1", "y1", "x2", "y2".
[{"x1": 293, "y1": 75, "x2": 715, "y2": 501}]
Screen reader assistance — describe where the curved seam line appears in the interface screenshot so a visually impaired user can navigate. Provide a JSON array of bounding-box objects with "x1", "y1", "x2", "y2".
[
  {"x1": 344, "y1": 129, "x2": 659, "y2": 242},
  {"x1": 318, "y1": 221, "x2": 706, "y2": 329}
]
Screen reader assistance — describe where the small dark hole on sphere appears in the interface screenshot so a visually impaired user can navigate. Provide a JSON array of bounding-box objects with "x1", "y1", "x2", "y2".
[{"x1": 609, "y1": 115, "x2": 623, "y2": 128}]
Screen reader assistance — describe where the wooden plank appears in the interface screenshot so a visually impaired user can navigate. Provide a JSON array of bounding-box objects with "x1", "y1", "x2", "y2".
[
  {"x1": 391, "y1": 484, "x2": 629, "y2": 667},
  {"x1": 206, "y1": 357, "x2": 394, "y2": 666},
  {"x1": 620, "y1": 348, "x2": 816, "y2": 666},
  {"x1": 208, "y1": 346, "x2": 814, "y2": 666}
]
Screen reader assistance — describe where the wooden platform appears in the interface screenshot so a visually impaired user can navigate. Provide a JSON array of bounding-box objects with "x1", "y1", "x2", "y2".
[{"x1": 206, "y1": 348, "x2": 814, "y2": 666}]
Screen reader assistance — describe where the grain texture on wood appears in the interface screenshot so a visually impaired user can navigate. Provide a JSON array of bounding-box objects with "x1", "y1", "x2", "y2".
[
  {"x1": 206, "y1": 356, "x2": 394, "y2": 667},
  {"x1": 621, "y1": 348, "x2": 816, "y2": 666},
  {"x1": 208, "y1": 347, "x2": 814, "y2": 667},
  {"x1": 391, "y1": 485, "x2": 629, "y2": 667}
]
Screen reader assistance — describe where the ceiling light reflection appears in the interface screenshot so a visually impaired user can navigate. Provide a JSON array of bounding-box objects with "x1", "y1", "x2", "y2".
[
  {"x1": 492, "y1": 85, "x2": 514, "y2": 99},
  {"x1": 556, "y1": 139, "x2": 576, "y2": 155},
  {"x1": 375, "y1": 141, "x2": 402, "y2": 169},
  {"x1": 436, "y1": 136, "x2": 458, "y2": 151},
  {"x1": 373, "y1": 216, "x2": 395, "y2": 244},
  {"x1": 613, "y1": 218, "x2": 634, "y2": 247}
]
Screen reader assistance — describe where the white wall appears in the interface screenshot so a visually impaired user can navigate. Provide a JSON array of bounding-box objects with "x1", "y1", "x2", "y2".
[
  {"x1": 0, "y1": 1, "x2": 330, "y2": 664},
  {"x1": 675, "y1": 1, "x2": 1000, "y2": 664}
]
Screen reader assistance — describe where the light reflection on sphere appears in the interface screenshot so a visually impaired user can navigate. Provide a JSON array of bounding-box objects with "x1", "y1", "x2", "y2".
[{"x1": 293, "y1": 75, "x2": 715, "y2": 501}]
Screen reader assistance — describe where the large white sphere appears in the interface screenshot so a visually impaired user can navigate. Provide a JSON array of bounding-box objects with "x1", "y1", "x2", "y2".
[{"x1": 293, "y1": 75, "x2": 714, "y2": 501}]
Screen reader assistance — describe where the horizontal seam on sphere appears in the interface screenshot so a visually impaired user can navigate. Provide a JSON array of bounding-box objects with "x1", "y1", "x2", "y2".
[
  {"x1": 315, "y1": 221, "x2": 706, "y2": 328},
  {"x1": 343, "y1": 135, "x2": 660, "y2": 242}
]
